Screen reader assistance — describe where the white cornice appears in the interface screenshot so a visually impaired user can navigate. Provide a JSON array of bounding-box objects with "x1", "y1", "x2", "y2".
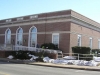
[
  {"x1": 71, "y1": 16, "x2": 100, "y2": 32},
  {"x1": 0, "y1": 15, "x2": 71, "y2": 25},
  {"x1": 71, "y1": 10, "x2": 100, "y2": 28},
  {"x1": 0, "y1": 19, "x2": 71, "y2": 28},
  {"x1": 0, "y1": 14, "x2": 100, "y2": 32}
]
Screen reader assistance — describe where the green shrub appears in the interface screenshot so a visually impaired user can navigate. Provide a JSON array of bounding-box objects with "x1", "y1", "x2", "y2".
[
  {"x1": 12, "y1": 51, "x2": 30, "y2": 60},
  {"x1": 72, "y1": 46, "x2": 92, "y2": 60},
  {"x1": 83, "y1": 55, "x2": 93, "y2": 61},
  {"x1": 41, "y1": 43, "x2": 59, "y2": 50},
  {"x1": 11, "y1": 50, "x2": 55, "y2": 61},
  {"x1": 92, "y1": 49, "x2": 100, "y2": 54},
  {"x1": 72, "y1": 46, "x2": 91, "y2": 54},
  {"x1": 33, "y1": 50, "x2": 47, "y2": 62},
  {"x1": 28, "y1": 51, "x2": 36, "y2": 55}
]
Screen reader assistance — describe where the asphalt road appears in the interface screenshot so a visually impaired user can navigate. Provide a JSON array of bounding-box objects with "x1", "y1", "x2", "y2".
[{"x1": 0, "y1": 61, "x2": 100, "y2": 75}]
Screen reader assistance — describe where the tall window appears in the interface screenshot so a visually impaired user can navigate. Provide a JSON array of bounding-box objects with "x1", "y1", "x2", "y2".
[
  {"x1": 89, "y1": 37, "x2": 92, "y2": 49},
  {"x1": 77, "y1": 35, "x2": 81, "y2": 46},
  {"x1": 52, "y1": 33, "x2": 59, "y2": 48},
  {"x1": 29, "y1": 26, "x2": 37, "y2": 47},
  {"x1": 16, "y1": 27, "x2": 23, "y2": 45},
  {"x1": 5, "y1": 28, "x2": 11, "y2": 44},
  {"x1": 98, "y1": 39, "x2": 100, "y2": 49}
]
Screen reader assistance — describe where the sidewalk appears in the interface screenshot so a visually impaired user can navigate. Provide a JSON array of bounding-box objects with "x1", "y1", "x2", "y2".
[{"x1": 29, "y1": 62, "x2": 100, "y2": 71}]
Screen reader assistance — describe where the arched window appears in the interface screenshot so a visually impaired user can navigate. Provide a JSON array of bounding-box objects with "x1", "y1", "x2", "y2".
[
  {"x1": 16, "y1": 27, "x2": 23, "y2": 45},
  {"x1": 28, "y1": 26, "x2": 37, "y2": 47},
  {"x1": 5, "y1": 28, "x2": 11, "y2": 44}
]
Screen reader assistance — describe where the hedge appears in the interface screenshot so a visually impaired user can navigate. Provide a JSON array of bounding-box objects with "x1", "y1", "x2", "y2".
[
  {"x1": 72, "y1": 46, "x2": 92, "y2": 61},
  {"x1": 41, "y1": 43, "x2": 59, "y2": 50},
  {"x1": 92, "y1": 49, "x2": 100, "y2": 54},
  {"x1": 72, "y1": 46, "x2": 91, "y2": 54}
]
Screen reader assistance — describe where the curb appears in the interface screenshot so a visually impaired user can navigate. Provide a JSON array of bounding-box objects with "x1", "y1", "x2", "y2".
[
  {"x1": 0, "y1": 58, "x2": 35, "y2": 64},
  {"x1": 0, "y1": 58, "x2": 100, "y2": 71},
  {"x1": 28, "y1": 63, "x2": 100, "y2": 71}
]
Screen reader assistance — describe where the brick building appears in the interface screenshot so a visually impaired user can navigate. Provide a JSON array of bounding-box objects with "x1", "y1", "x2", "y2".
[{"x1": 0, "y1": 9, "x2": 100, "y2": 53}]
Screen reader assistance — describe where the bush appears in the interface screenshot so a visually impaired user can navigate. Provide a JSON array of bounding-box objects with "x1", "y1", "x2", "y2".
[
  {"x1": 41, "y1": 43, "x2": 59, "y2": 50},
  {"x1": 72, "y1": 46, "x2": 91, "y2": 54},
  {"x1": 12, "y1": 51, "x2": 31, "y2": 60},
  {"x1": 28, "y1": 51, "x2": 36, "y2": 55},
  {"x1": 72, "y1": 46, "x2": 92, "y2": 60},
  {"x1": 92, "y1": 49, "x2": 100, "y2": 54},
  {"x1": 11, "y1": 50, "x2": 45, "y2": 60},
  {"x1": 83, "y1": 55, "x2": 93, "y2": 61},
  {"x1": 11, "y1": 50, "x2": 56, "y2": 61}
]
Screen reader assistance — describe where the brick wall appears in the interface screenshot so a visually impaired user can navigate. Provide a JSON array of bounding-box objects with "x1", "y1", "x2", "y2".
[
  {"x1": 0, "y1": 51, "x2": 5, "y2": 58},
  {"x1": 0, "y1": 21, "x2": 71, "y2": 53},
  {"x1": 0, "y1": 10, "x2": 71, "y2": 24},
  {"x1": 70, "y1": 22, "x2": 100, "y2": 53}
]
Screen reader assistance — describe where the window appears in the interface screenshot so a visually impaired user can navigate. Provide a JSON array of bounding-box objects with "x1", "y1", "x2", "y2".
[
  {"x1": 28, "y1": 26, "x2": 37, "y2": 47},
  {"x1": 5, "y1": 28, "x2": 11, "y2": 44},
  {"x1": 6, "y1": 19, "x2": 11, "y2": 22},
  {"x1": 89, "y1": 37, "x2": 92, "y2": 49},
  {"x1": 16, "y1": 27, "x2": 23, "y2": 45},
  {"x1": 17, "y1": 17, "x2": 23, "y2": 21},
  {"x1": 52, "y1": 33, "x2": 59, "y2": 48},
  {"x1": 77, "y1": 35, "x2": 81, "y2": 46},
  {"x1": 98, "y1": 39, "x2": 100, "y2": 49},
  {"x1": 30, "y1": 15, "x2": 38, "y2": 19}
]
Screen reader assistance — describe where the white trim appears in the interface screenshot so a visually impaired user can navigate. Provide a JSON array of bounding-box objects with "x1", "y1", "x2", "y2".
[
  {"x1": 52, "y1": 33, "x2": 59, "y2": 48},
  {"x1": 0, "y1": 30, "x2": 100, "y2": 37},
  {"x1": 16, "y1": 27, "x2": 23, "y2": 46},
  {"x1": 17, "y1": 17, "x2": 23, "y2": 21},
  {"x1": 6, "y1": 19, "x2": 11, "y2": 22},
  {"x1": 0, "y1": 19, "x2": 71, "y2": 28},
  {"x1": 28, "y1": 26, "x2": 37, "y2": 47},
  {"x1": 71, "y1": 10, "x2": 100, "y2": 28},
  {"x1": 0, "y1": 14, "x2": 70, "y2": 24},
  {"x1": 30, "y1": 15, "x2": 38, "y2": 19},
  {"x1": 1, "y1": 14, "x2": 100, "y2": 32},
  {"x1": 0, "y1": 16, "x2": 71, "y2": 28},
  {"x1": 71, "y1": 17, "x2": 100, "y2": 32}
]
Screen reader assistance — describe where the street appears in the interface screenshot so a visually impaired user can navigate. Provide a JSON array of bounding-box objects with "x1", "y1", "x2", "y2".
[{"x1": 0, "y1": 61, "x2": 100, "y2": 75}]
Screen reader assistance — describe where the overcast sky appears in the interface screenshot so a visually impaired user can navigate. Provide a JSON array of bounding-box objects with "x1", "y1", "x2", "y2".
[{"x1": 0, "y1": 0, "x2": 100, "y2": 23}]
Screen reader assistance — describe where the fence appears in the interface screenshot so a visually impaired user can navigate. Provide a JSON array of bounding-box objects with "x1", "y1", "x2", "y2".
[
  {"x1": 0, "y1": 44, "x2": 13, "y2": 50},
  {"x1": 1, "y1": 44, "x2": 98, "y2": 60},
  {"x1": 57, "y1": 53, "x2": 96, "y2": 60},
  {"x1": 12, "y1": 45, "x2": 62, "y2": 54},
  {"x1": 13, "y1": 45, "x2": 36, "y2": 51}
]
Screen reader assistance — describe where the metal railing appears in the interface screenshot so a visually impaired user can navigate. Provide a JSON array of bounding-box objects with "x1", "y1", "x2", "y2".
[
  {"x1": 0, "y1": 44, "x2": 5, "y2": 50},
  {"x1": 0, "y1": 44, "x2": 13, "y2": 50},
  {"x1": 12, "y1": 45, "x2": 62, "y2": 54},
  {"x1": 57, "y1": 53, "x2": 96, "y2": 60},
  {"x1": 13, "y1": 45, "x2": 36, "y2": 51}
]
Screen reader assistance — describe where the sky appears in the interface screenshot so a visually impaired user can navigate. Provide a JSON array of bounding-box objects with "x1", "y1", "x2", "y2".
[{"x1": 0, "y1": 0, "x2": 100, "y2": 23}]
